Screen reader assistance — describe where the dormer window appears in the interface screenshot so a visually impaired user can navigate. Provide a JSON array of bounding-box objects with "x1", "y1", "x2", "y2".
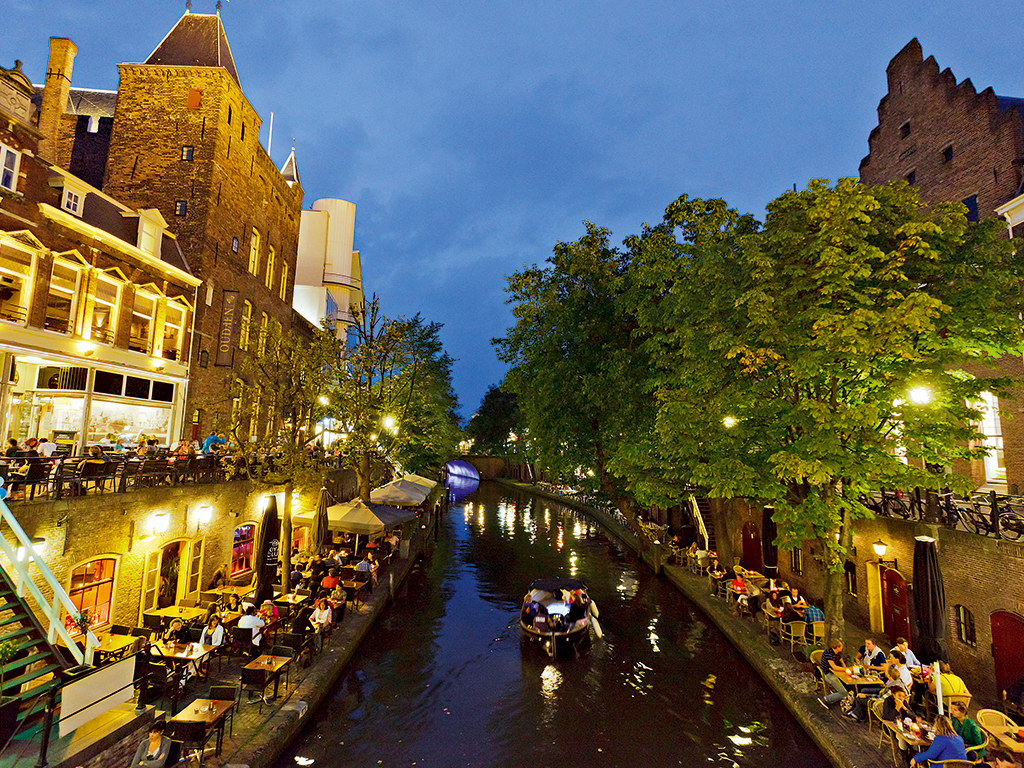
[
  {"x1": 136, "y1": 209, "x2": 168, "y2": 257},
  {"x1": 60, "y1": 177, "x2": 90, "y2": 217}
]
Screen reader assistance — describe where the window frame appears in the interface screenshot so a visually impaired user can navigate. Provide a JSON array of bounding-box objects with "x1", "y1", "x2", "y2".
[
  {"x1": 91, "y1": 273, "x2": 122, "y2": 344},
  {"x1": 174, "y1": 200, "x2": 187, "y2": 217},
  {"x1": 790, "y1": 547, "x2": 804, "y2": 576},
  {"x1": 231, "y1": 523, "x2": 256, "y2": 575},
  {"x1": 0, "y1": 247, "x2": 35, "y2": 325},
  {"x1": 248, "y1": 228, "x2": 261, "y2": 275},
  {"x1": 239, "y1": 300, "x2": 252, "y2": 351},
  {"x1": 181, "y1": 145, "x2": 194, "y2": 161},
  {"x1": 129, "y1": 290, "x2": 158, "y2": 354},
  {"x1": 279, "y1": 262, "x2": 288, "y2": 301},
  {"x1": 0, "y1": 143, "x2": 21, "y2": 193},
  {"x1": 265, "y1": 246, "x2": 275, "y2": 290},
  {"x1": 954, "y1": 604, "x2": 977, "y2": 647},
  {"x1": 45, "y1": 259, "x2": 82, "y2": 335},
  {"x1": 65, "y1": 556, "x2": 119, "y2": 634}
]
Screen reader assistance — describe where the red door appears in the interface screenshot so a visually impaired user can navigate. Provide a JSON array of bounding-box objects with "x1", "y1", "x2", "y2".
[
  {"x1": 991, "y1": 611, "x2": 1024, "y2": 699},
  {"x1": 882, "y1": 568, "x2": 912, "y2": 643},
  {"x1": 741, "y1": 522, "x2": 763, "y2": 572}
]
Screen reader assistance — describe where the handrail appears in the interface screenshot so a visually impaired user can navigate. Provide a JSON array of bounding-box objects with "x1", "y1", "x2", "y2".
[
  {"x1": 0, "y1": 480, "x2": 98, "y2": 665},
  {"x1": 688, "y1": 493, "x2": 710, "y2": 550}
]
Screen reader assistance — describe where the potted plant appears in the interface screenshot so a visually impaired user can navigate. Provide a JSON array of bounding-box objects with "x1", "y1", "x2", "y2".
[
  {"x1": 0, "y1": 639, "x2": 20, "y2": 747},
  {"x1": 71, "y1": 610, "x2": 91, "y2": 639}
]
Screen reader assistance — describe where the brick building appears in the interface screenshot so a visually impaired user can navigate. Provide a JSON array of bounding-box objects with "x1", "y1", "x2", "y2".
[
  {"x1": 35, "y1": 12, "x2": 305, "y2": 441},
  {"x1": 859, "y1": 37, "x2": 1024, "y2": 493}
]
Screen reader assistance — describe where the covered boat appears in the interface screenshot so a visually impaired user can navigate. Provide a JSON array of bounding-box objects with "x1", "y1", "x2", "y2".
[{"x1": 520, "y1": 578, "x2": 598, "y2": 656}]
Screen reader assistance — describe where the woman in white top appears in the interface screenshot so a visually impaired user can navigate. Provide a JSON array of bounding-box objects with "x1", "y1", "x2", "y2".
[
  {"x1": 200, "y1": 615, "x2": 224, "y2": 646},
  {"x1": 310, "y1": 598, "x2": 333, "y2": 632}
]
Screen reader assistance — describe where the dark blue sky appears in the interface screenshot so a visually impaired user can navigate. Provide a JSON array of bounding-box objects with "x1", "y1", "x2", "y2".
[{"x1": 5, "y1": 1, "x2": 1022, "y2": 419}]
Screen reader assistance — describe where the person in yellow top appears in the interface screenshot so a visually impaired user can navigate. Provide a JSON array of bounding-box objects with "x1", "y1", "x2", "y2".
[{"x1": 928, "y1": 661, "x2": 969, "y2": 705}]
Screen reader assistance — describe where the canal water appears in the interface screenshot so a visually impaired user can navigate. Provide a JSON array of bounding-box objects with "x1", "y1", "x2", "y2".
[{"x1": 275, "y1": 482, "x2": 828, "y2": 767}]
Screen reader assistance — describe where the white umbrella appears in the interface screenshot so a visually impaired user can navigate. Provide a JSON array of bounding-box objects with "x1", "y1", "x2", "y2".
[
  {"x1": 403, "y1": 473, "x2": 437, "y2": 489},
  {"x1": 370, "y1": 479, "x2": 430, "y2": 506}
]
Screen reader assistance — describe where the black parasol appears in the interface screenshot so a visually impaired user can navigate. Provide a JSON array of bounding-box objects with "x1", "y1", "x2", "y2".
[
  {"x1": 912, "y1": 536, "x2": 948, "y2": 664},
  {"x1": 253, "y1": 494, "x2": 281, "y2": 607},
  {"x1": 761, "y1": 506, "x2": 779, "y2": 578},
  {"x1": 308, "y1": 487, "x2": 331, "y2": 557}
]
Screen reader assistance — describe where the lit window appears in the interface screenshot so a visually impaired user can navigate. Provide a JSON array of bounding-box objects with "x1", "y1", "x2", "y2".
[
  {"x1": 955, "y1": 605, "x2": 976, "y2": 647},
  {"x1": 231, "y1": 524, "x2": 255, "y2": 575},
  {"x1": 174, "y1": 200, "x2": 187, "y2": 216},
  {"x1": 0, "y1": 248, "x2": 33, "y2": 324},
  {"x1": 65, "y1": 557, "x2": 116, "y2": 633},
  {"x1": 162, "y1": 302, "x2": 186, "y2": 361},
  {"x1": 91, "y1": 275, "x2": 120, "y2": 344},
  {"x1": 181, "y1": 146, "x2": 194, "y2": 161},
  {"x1": 975, "y1": 391, "x2": 1005, "y2": 482},
  {"x1": 250, "y1": 385, "x2": 261, "y2": 439},
  {"x1": 257, "y1": 312, "x2": 268, "y2": 355},
  {"x1": 239, "y1": 300, "x2": 252, "y2": 351},
  {"x1": 231, "y1": 236, "x2": 239, "y2": 253},
  {"x1": 279, "y1": 263, "x2": 288, "y2": 301},
  {"x1": 45, "y1": 261, "x2": 80, "y2": 334},
  {"x1": 790, "y1": 547, "x2": 803, "y2": 576},
  {"x1": 137, "y1": 217, "x2": 161, "y2": 256},
  {"x1": 129, "y1": 292, "x2": 156, "y2": 354},
  {"x1": 0, "y1": 144, "x2": 20, "y2": 192},
  {"x1": 248, "y1": 228, "x2": 261, "y2": 275},
  {"x1": 265, "y1": 246, "x2": 275, "y2": 290}
]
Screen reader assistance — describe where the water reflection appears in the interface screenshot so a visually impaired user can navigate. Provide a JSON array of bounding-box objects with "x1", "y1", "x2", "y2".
[{"x1": 275, "y1": 483, "x2": 827, "y2": 768}]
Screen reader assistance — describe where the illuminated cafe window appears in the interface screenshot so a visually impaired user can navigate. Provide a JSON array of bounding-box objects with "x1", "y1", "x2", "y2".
[
  {"x1": 232, "y1": 524, "x2": 255, "y2": 574},
  {"x1": 91, "y1": 275, "x2": 120, "y2": 344},
  {"x1": 0, "y1": 248, "x2": 33, "y2": 324},
  {"x1": 65, "y1": 557, "x2": 116, "y2": 633},
  {"x1": 162, "y1": 302, "x2": 186, "y2": 361},
  {"x1": 976, "y1": 391, "x2": 1006, "y2": 483},
  {"x1": 129, "y1": 292, "x2": 156, "y2": 354},
  {"x1": 44, "y1": 260, "x2": 80, "y2": 334}
]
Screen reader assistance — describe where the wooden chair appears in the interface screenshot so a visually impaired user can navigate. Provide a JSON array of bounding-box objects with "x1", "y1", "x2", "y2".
[
  {"x1": 809, "y1": 649, "x2": 826, "y2": 695},
  {"x1": 208, "y1": 685, "x2": 237, "y2": 736},
  {"x1": 142, "y1": 613, "x2": 164, "y2": 632},
  {"x1": 269, "y1": 645, "x2": 296, "y2": 690},
  {"x1": 780, "y1": 621, "x2": 806, "y2": 652},
  {"x1": 166, "y1": 717, "x2": 210, "y2": 761},
  {"x1": 925, "y1": 761, "x2": 975, "y2": 767},
  {"x1": 130, "y1": 627, "x2": 152, "y2": 641},
  {"x1": 930, "y1": 691, "x2": 973, "y2": 719},
  {"x1": 239, "y1": 666, "x2": 268, "y2": 713},
  {"x1": 869, "y1": 697, "x2": 885, "y2": 737},
  {"x1": 965, "y1": 730, "x2": 989, "y2": 762},
  {"x1": 179, "y1": 598, "x2": 197, "y2": 608}
]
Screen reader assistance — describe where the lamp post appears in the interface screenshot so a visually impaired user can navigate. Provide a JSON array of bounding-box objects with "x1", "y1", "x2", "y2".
[{"x1": 873, "y1": 539, "x2": 897, "y2": 570}]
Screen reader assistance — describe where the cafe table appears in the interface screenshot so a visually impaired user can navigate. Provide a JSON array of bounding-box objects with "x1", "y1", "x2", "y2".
[
  {"x1": 144, "y1": 605, "x2": 207, "y2": 623},
  {"x1": 209, "y1": 585, "x2": 254, "y2": 598},
  {"x1": 341, "y1": 580, "x2": 368, "y2": 608},
  {"x1": 835, "y1": 667, "x2": 884, "y2": 692},
  {"x1": 59, "y1": 631, "x2": 137, "y2": 663},
  {"x1": 150, "y1": 642, "x2": 218, "y2": 714},
  {"x1": 274, "y1": 592, "x2": 309, "y2": 608},
  {"x1": 242, "y1": 654, "x2": 291, "y2": 704},
  {"x1": 167, "y1": 697, "x2": 235, "y2": 758},
  {"x1": 983, "y1": 726, "x2": 1024, "y2": 754},
  {"x1": 889, "y1": 719, "x2": 933, "y2": 751}
]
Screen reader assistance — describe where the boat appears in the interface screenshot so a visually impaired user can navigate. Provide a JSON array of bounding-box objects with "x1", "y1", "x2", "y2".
[{"x1": 520, "y1": 577, "x2": 600, "y2": 656}]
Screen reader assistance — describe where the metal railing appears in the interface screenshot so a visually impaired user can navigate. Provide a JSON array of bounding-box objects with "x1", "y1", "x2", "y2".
[
  {"x1": 0, "y1": 485, "x2": 98, "y2": 665},
  {"x1": 864, "y1": 488, "x2": 1024, "y2": 541},
  {"x1": 689, "y1": 493, "x2": 710, "y2": 551}
]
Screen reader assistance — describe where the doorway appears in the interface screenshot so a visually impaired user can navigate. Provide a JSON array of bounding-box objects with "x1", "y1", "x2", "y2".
[
  {"x1": 881, "y1": 567, "x2": 911, "y2": 643},
  {"x1": 741, "y1": 522, "x2": 763, "y2": 572},
  {"x1": 991, "y1": 611, "x2": 1024, "y2": 700}
]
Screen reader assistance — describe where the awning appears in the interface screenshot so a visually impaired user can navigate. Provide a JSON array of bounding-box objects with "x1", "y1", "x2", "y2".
[
  {"x1": 370, "y1": 478, "x2": 430, "y2": 506},
  {"x1": 292, "y1": 499, "x2": 416, "y2": 536}
]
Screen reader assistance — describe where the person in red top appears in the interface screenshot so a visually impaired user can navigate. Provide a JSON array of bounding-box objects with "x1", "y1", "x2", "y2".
[{"x1": 321, "y1": 569, "x2": 340, "y2": 590}]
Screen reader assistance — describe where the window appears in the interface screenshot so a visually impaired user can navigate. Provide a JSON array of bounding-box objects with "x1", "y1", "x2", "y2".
[
  {"x1": 265, "y1": 246, "x2": 275, "y2": 290},
  {"x1": 231, "y1": 378, "x2": 243, "y2": 430},
  {"x1": 227, "y1": 105, "x2": 233, "y2": 124},
  {"x1": 257, "y1": 312, "x2": 268, "y2": 355},
  {"x1": 962, "y1": 194, "x2": 979, "y2": 223},
  {"x1": 250, "y1": 385, "x2": 261, "y2": 439},
  {"x1": 0, "y1": 144, "x2": 20, "y2": 192},
  {"x1": 790, "y1": 547, "x2": 803, "y2": 576},
  {"x1": 955, "y1": 605, "x2": 977, "y2": 647},
  {"x1": 239, "y1": 300, "x2": 252, "y2": 351},
  {"x1": 129, "y1": 291, "x2": 156, "y2": 353},
  {"x1": 45, "y1": 261, "x2": 80, "y2": 334},
  {"x1": 942, "y1": 145, "x2": 953, "y2": 163},
  {"x1": 0, "y1": 248, "x2": 33, "y2": 324},
  {"x1": 65, "y1": 557, "x2": 116, "y2": 633},
  {"x1": 975, "y1": 391, "x2": 1005, "y2": 482},
  {"x1": 844, "y1": 560, "x2": 857, "y2": 596},
  {"x1": 231, "y1": 524, "x2": 255, "y2": 574},
  {"x1": 137, "y1": 217, "x2": 161, "y2": 256},
  {"x1": 248, "y1": 228, "x2": 261, "y2": 275},
  {"x1": 162, "y1": 302, "x2": 185, "y2": 361},
  {"x1": 181, "y1": 146, "x2": 194, "y2": 161},
  {"x1": 61, "y1": 188, "x2": 82, "y2": 216},
  {"x1": 174, "y1": 200, "x2": 187, "y2": 216},
  {"x1": 906, "y1": 170, "x2": 916, "y2": 185},
  {"x1": 241, "y1": 122, "x2": 246, "y2": 141},
  {"x1": 279, "y1": 263, "x2": 288, "y2": 301},
  {"x1": 231, "y1": 236, "x2": 239, "y2": 253},
  {"x1": 187, "y1": 89, "x2": 201, "y2": 109},
  {"x1": 91, "y1": 275, "x2": 120, "y2": 344},
  {"x1": 900, "y1": 121, "x2": 911, "y2": 138}
]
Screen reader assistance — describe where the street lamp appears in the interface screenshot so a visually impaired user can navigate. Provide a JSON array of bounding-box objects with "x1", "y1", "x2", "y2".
[
  {"x1": 197, "y1": 504, "x2": 213, "y2": 524},
  {"x1": 872, "y1": 539, "x2": 897, "y2": 569},
  {"x1": 154, "y1": 512, "x2": 170, "y2": 534},
  {"x1": 723, "y1": 416, "x2": 738, "y2": 428},
  {"x1": 908, "y1": 386, "x2": 932, "y2": 405}
]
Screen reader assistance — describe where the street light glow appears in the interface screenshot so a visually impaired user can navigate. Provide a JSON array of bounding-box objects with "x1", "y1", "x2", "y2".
[
  {"x1": 908, "y1": 386, "x2": 932, "y2": 405},
  {"x1": 318, "y1": 395, "x2": 329, "y2": 406},
  {"x1": 723, "y1": 416, "x2": 738, "y2": 428}
]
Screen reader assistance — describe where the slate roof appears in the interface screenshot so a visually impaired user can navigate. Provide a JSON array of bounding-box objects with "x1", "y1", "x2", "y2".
[{"x1": 144, "y1": 12, "x2": 240, "y2": 87}]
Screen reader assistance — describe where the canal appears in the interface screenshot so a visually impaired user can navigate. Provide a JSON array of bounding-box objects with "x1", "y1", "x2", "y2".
[{"x1": 275, "y1": 482, "x2": 829, "y2": 767}]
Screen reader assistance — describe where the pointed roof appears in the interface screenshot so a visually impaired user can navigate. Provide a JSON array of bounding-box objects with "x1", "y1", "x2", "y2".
[
  {"x1": 144, "y1": 12, "x2": 240, "y2": 87},
  {"x1": 281, "y1": 147, "x2": 300, "y2": 186}
]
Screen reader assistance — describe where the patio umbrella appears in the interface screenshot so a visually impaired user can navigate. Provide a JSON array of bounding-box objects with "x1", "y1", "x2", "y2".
[
  {"x1": 308, "y1": 487, "x2": 332, "y2": 556},
  {"x1": 912, "y1": 536, "x2": 949, "y2": 664},
  {"x1": 761, "y1": 506, "x2": 779, "y2": 578},
  {"x1": 403, "y1": 473, "x2": 437, "y2": 489},
  {"x1": 370, "y1": 479, "x2": 430, "y2": 506},
  {"x1": 252, "y1": 495, "x2": 281, "y2": 607}
]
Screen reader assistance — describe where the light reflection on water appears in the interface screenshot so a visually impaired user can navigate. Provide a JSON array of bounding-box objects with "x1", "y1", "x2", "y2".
[{"x1": 274, "y1": 483, "x2": 828, "y2": 768}]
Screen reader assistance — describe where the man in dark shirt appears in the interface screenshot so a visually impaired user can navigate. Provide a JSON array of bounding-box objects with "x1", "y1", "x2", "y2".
[{"x1": 818, "y1": 639, "x2": 849, "y2": 707}]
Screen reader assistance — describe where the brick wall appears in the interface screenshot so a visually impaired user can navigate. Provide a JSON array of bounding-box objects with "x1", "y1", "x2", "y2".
[{"x1": 73, "y1": 717, "x2": 153, "y2": 768}]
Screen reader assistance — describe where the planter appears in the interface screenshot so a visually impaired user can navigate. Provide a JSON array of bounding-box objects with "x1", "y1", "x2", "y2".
[{"x1": 0, "y1": 695, "x2": 19, "y2": 748}]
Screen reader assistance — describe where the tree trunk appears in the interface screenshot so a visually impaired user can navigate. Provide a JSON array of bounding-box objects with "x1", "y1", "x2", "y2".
[
  {"x1": 820, "y1": 515, "x2": 852, "y2": 647},
  {"x1": 281, "y1": 480, "x2": 293, "y2": 595},
  {"x1": 358, "y1": 452, "x2": 371, "y2": 502}
]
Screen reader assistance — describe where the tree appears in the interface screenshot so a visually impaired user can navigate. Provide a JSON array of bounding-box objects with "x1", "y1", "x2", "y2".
[
  {"x1": 464, "y1": 384, "x2": 521, "y2": 456},
  {"x1": 494, "y1": 222, "x2": 656, "y2": 537},
  {"x1": 628, "y1": 179, "x2": 1024, "y2": 641}
]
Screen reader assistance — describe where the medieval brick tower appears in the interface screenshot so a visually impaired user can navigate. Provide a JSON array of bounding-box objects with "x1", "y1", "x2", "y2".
[{"x1": 99, "y1": 11, "x2": 304, "y2": 436}]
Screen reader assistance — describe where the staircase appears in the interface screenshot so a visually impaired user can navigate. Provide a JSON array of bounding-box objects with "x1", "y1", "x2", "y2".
[
  {"x1": 689, "y1": 494, "x2": 717, "y2": 553},
  {"x1": 0, "y1": 566, "x2": 68, "y2": 737}
]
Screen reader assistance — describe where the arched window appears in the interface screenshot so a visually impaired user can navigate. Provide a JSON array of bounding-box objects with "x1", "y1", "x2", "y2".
[
  {"x1": 232, "y1": 524, "x2": 256, "y2": 575},
  {"x1": 955, "y1": 605, "x2": 977, "y2": 647},
  {"x1": 65, "y1": 557, "x2": 117, "y2": 633}
]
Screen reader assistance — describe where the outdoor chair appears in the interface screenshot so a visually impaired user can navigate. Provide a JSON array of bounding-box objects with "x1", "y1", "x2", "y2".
[
  {"x1": 779, "y1": 621, "x2": 806, "y2": 653},
  {"x1": 208, "y1": 685, "x2": 238, "y2": 736},
  {"x1": 230, "y1": 626, "x2": 254, "y2": 658},
  {"x1": 179, "y1": 598, "x2": 197, "y2": 608},
  {"x1": 869, "y1": 697, "x2": 885, "y2": 737},
  {"x1": 966, "y1": 731, "x2": 989, "y2": 761},
  {"x1": 110, "y1": 624, "x2": 130, "y2": 635},
  {"x1": 130, "y1": 627, "x2": 152, "y2": 640},
  {"x1": 142, "y1": 613, "x2": 164, "y2": 632},
  {"x1": 280, "y1": 632, "x2": 314, "y2": 667},
  {"x1": 200, "y1": 591, "x2": 219, "y2": 604},
  {"x1": 239, "y1": 666, "x2": 269, "y2": 713},
  {"x1": 927, "y1": 690, "x2": 972, "y2": 719},
  {"x1": 269, "y1": 645, "x2": 296, "y2": 689},
  {"x1": 166, "y1": 718, "x2": 210, "y2": 762},
  {"x1": 810, "y1": 621, "x2": 825, "y2": 646},
  {"x1": 977, "y1": 708, "x2": 1014, "y2": 741},
  {"x1": 808, "y1": 649, "x2": 826, "y2": 695}
]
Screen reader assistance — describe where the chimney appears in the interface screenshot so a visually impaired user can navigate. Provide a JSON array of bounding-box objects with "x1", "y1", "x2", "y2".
[{"x1": 37, "y1": 37, "x2": 77, "y2": 164}]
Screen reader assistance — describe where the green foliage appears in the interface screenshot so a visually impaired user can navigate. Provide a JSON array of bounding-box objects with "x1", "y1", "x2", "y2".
[
  {"x1": 0, "y1": 639, "x2": 16, "y2": 690},
  {"x1": 464, "y1": 384, "x2": 522, "y2": 456}
]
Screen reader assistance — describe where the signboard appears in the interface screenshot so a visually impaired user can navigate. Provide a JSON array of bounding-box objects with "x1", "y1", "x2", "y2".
[
  {"x1": 60, "y1": 657, "x2": 134, "y2": 736},
  {"x1": 215, "y1": 290, "x2": 239, "y2": 366}
]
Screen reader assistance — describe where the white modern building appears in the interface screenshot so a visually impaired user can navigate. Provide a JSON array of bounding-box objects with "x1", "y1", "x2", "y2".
[{"x1": 294, "y1": 198, "x2": 363, "y2": 335}]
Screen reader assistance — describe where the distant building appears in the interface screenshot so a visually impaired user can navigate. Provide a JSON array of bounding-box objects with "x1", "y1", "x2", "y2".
[
  {"x1": 0, "y1": 58, "x2": 200, "y2": 452},
  {"x1": 860, "y1": 38, "x2": 1024, "y2": 493},
  {"x1": 35, "y1": 12, "x2": 305, "y2": 440},
  {"x1": 294, "y1": 198, "x2": 364, "y2": 335}
]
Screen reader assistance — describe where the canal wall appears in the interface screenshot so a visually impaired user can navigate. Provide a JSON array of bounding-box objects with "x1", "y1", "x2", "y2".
[{"x1": 495, "y1": 479, "x2": 870, "y2": 768}]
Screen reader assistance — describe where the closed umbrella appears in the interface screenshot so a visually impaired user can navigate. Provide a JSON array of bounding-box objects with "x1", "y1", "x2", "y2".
[
  {"x1": 308, "y1": 487, "x2": 331, "y2": 556},
  {"x1": 252, "y1": 495, "x2": 281, "y2": 607},
  {"x1": 761, "y1": 506, "x2": 779, "y2": 579},
  {"x1": 912, "y1": 535, "x2": 948, "y2": 664}
]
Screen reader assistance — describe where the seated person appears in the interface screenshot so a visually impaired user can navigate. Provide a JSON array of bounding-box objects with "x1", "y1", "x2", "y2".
[
  {"x1": 329, "y1": 584, "x2": 347, "y2": 621},
  {"x1": 911, "y1": 715, "x2": 968, "y2": 764},
  {"x1": 310, "y1": 597, "x2": 333, "y2": 633},
  {"x1": 200, "y1": 615, "x2": 224, "y2": 646},
  {"x1": 257, "y1": 599, "x2": 279, "y2": 623},
  {"x1": 857, "y1": 638, "x2": 887, "y2": 671},
  {"x1": 221, "y1": 593, "x2": 244, "y2": 614},
  {"x1": 566, "y1": 594, "x2": 587, "y2": 629},
  {"x1": 888, "y1": 649, "x2": 913, "y2": 690},
  {"x1": 321, "y1": 569, "x2": 340, "y2": 591},
  {"x1": 236, "y1": 606, "x2": 265, "y2": 651},
  {"x1": 131, "y1": 721, "x2": 171, "y2": 768},
  {"x1": 762, "y1": 590, "x2": 784, "y2": 618},
  {"x1": 291, "y1": 605, "x2": 314, "y2": 638},
  {"x1": 780, "y1": 604, "x2": 803, "y2": 623},
  {"x1": 802, "y1": 601, "x2": 824, "y2": 624},
  {"x1": 979, "y1": 749, "x2": 1017, "y2": 768},
  {"x1": 929, "y1": 661, "x2": 969, "y2": 706},
  {"x1": 355, "y1": 555, "x2": 374, "y2": 581},
  {"x1": 883, "y1": 686, "x2": 921, "y2": 758},
  {"x1": 290, "y1": 566, "x2": 304, "y2": 588},
  {"x1": 849, "y1": 665, "x2": 903, "y2": 722},
  {"x1": 894, "y1": 636, "x2": 922, "y2": 668},
  {"x1": 161, "y1": 618, "x2": 190, "y2": 645},
  {"x1": 948, "y1": 700, "x2": 986, "y2": 759},
  {"x1": 521, "y1": 597, "x2": 540, "y2": 627},
  {"x1": 784, "y1": 586, "x2": 806, "y2": 617}
]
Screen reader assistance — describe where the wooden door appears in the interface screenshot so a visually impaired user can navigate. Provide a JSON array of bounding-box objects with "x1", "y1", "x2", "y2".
[
  {"x1": 140, "y1": 549, "x2": 161, "y2": 623},
  {"x1": 741, "y1": 522, "x2": 763, "y2": 572},
  {"x1": 185, "y1": 538, "x2": 204, "y2": 598},
  {"x1": 882, "y1": 568, "x2": 912, "y2": 643},
  {"x1": 991, "y1": 611, "x2": 1024, "y2": 699}
]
